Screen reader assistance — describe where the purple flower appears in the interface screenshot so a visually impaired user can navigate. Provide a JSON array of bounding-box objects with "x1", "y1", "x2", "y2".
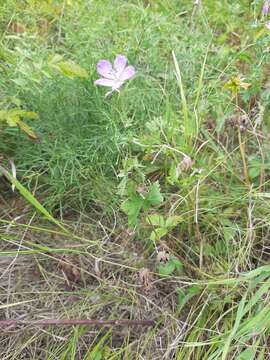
[
  {"x1": 94, "y1": 55, "x2": 136, "y2": 97},
  {"x1": 263, "y1": 1, "x2": 269, "y2": 16},
  {"x1": 266, "y1": 20, "x2": 270, "y2": 29}
]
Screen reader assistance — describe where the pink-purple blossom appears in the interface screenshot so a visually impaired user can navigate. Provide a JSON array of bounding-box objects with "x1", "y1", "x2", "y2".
[
  {"x1": 263, "y1": 1, "x2": 270, "y2": 16},
  {"x1": 94, "y1": 55, "x2": 135, "y2": 97}
]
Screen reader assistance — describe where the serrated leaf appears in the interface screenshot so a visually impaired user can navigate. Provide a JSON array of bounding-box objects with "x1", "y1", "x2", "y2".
[
  {"x1": 158, "y1": 259, "x2": 176, "y2": 277},
  {"x1": 150, "y1": 227, "x2": 168, "y2": 241},
  {"x1": 145, "y1": 181, "x2": 163, "y2": 207},
  {"x1": 121, "y1": 181, "x2": 163, "y2": 227},
  {"x1": 165, "y1": 215, "x2": 181, "y2": 228},
  {"x1": 146, "y1": 214, "x2": 165, "y2": 227},
  {"x1": 167, "y1": 163, "x2": 180, "y2": 185},
  {"x1": 121, "y1": 193, "x2": 143, "y2": 226},
  {"x1": 158, "y1": 257, "x2": 182, "y2": 277}
]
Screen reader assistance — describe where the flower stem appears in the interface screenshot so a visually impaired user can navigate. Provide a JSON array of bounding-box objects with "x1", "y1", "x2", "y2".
[
  {"x1": 236, "y1": 94, "x2": 250, "y2": 186},
  {"x1": 237, "y1": 128, "x2": 250, "y2": 186}
]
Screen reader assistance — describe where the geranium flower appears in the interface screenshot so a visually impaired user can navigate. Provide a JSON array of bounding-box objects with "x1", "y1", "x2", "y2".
[{"x1": 94, "y1": 55, "x2": 135, "y2": 97}]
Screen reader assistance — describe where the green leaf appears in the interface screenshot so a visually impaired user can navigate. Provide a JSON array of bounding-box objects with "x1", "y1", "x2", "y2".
[
  {"x1": 159, "y1": 257, "x2": 183, "y2": 277},
  {"x1": 158, "y1": 259, "x2": 176, "y2": 277},
  {"x1": 223, "y1": 226, "x2": 236, "y2": 242},
  {"x1": 146, "y1": 214, "x2": 165, "y2": 227},
  {"x1": 17, "y1": 120, "x2": 39, "y2": 140},
  {"x1": 248, "y1": 159, "x2": 261, "y2": 180},
  {"x1": 221, "y1": 292, "x2": 248, "y2": 360},
  {"x1": 17, "y1": 110, "x2": 38, "y2": 119},
  {"x1": 6, "y1": 114, "x2": 19, "y2": 127},
  {"x1": 235, "y1": 348, "x2": 256, "y2": 360},
  {"x1": 48, "y1": 54, "x2": 63, "y2": 64},
  {"x1": 121, "y1": 182, "x2": 163, "y2": 226},
  {"x1": 172, "y1": 256, "x2": 183, "y2": 271},
  {"x1": 83, "y1": 330, "x2": 112, "y2": 360},
  {"x1": 165, "y1": 215, "x2": 181, "y2": 228},
  {"x1": 167, "y1": 164, "x2": 180, "y2": 185},
  {"x1": 145, "y1": 181, "x2": 163, "y2": 207},
  {"x1": 91, "y1": 350, "x2": 102, "y2": 360},
  {"x1": 177, "y1": 285, "x2": 201, "y2": 310},
  {"x1": 150, "y1": 227, "x2": 168, "y2": 241},
  {"x1": 0, "y1": 109, "x2": 38, "y2": 122},
  {"x1": 121, "y1": 193, "x2": 143, "y2": 226},
  {"x1": 50, "y1": 58, "x2": 88, "y2": 79},
  {"x1": 0, "y1": 108, "x2": 38, "y2": 138}
]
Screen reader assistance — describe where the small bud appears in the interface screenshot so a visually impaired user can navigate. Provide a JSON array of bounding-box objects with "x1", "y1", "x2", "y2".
[
  {"x1": 9, "y1": 160, "x2": 16, "y2": 192},
  {"x1": 137, "y1": 185, "x2": 147, "y2": 195},
  {"x1": 179, "y1": 156, "x2": 194, "y2": 172},
  {"x1": 157, "y1": 251, "x2": 170, "y2": 264}
]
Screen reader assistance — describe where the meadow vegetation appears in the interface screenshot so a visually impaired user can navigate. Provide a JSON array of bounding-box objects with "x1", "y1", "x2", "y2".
[{"x1": 1, "y1": 0, "x2": 270, "y2": 358}]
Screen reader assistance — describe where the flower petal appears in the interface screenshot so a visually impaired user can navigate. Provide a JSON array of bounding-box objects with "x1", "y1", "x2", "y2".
[
  {"x1": 114, "y1": 55, "x2": 127, "y2": 75},
  {"x1": 95, "y1": 78, "x2": 115, "y2": 87},
  {"x1": 112, "y1": 80, "x2": 124, "y2": 90},
  {"x1": 263, "y1": 1, "x2": 270, "y2": 16},
  {"x1": 119, "y1": 66, "x2": 136, "y2": 81},
  {"x1": 96, "y1": 60, "x2": 114, "y2": 79}
]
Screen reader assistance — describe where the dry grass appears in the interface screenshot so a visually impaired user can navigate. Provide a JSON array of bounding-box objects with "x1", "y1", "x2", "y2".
[{"x1": 0, "y1": 196, "x2": 185, "y2": 359}]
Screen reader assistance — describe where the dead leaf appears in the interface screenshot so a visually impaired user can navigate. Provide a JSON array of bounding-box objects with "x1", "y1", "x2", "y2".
[
  {"x1": 94, "y1": 258, "x2": 101, "y2": 276},
  {"x1": 39, "y1": 19, "x2": 49, "y2": 35},
  {"x1": 59, "y1": 257, "x2": 81, "y2": 283},
  {"x1": 139, "y1": 268, "x2": 152, "y2": 289},
  {"x1": 8, "y1": 22, "x2": 26, "y2": 34},
  {"x1": 206, "y1": 117, "x2": 216, "y2": 132}
]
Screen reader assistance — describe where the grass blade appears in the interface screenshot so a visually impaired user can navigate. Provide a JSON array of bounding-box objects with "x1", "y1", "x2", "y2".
[
  {"x1": 0, "y1": 165, "x2": 68, "y2": 233},
  {"x1": 172, "y1": 50, "x2": 194, "y2": 142}
]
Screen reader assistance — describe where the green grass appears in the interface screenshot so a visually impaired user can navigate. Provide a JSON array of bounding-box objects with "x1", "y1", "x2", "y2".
[{"x1": 1, "y1": 0, "x2": 270, "y2": 359}]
